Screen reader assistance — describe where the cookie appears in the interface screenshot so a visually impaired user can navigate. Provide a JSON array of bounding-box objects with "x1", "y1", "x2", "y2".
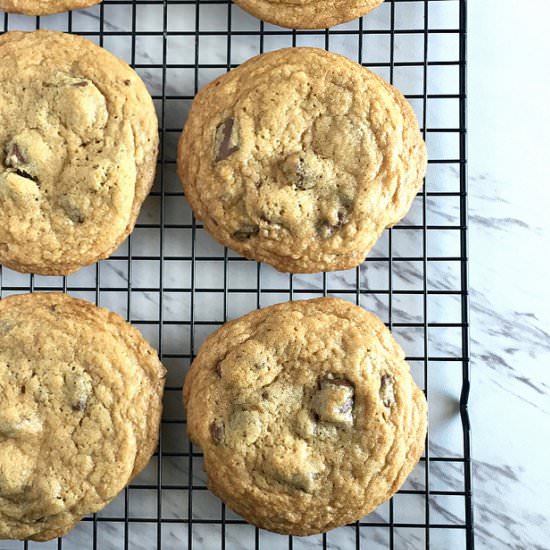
[
  {"x1": 183, "y1": 297, "x2": 427, "y2": 535},
  {"x1": 0, "y1": 0, "x2": 100, "y2": 16},
  {"x1": 178, "y1": 48, "x2": 426, "y2": 273},
  {"x1": 234, "y1": 0, "x2": 383, "y2": 29},
  {"x1": 0, "y1": 292, "x2": 166, "y2": 541},
  {"x1": 0, "y1": 31, "x2": 158, "y2": 275}
]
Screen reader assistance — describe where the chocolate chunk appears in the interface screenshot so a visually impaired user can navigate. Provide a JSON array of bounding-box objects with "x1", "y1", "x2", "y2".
[
  {"x1": 72, "y1": 397, "x2": 88, "y2": 412},
  {"x1": 214, "y1": 117, "x2": 239, "y2": 162},
  {"x1": 4, "y1": 142, "x2": 38, "y2": 182},
  {"x1": 14, "y1": 169, "x2": 38, "y2": 183},
  {"x1": 210, "y1": 421, "x2": 225, "y2": 445},
  {"x1": 312, "y1": 376, "x2": 354, "y2": 427},
  {"x1": 5, "y1": 142, "x2": 26, "y2": 167},
  {"x1": 380, "y1": 374, "x2": 395, "y2": 407},
  {"x1": 62, "y1": 204, "x2": 85, "y2": 224},
  {"x1": 232, "y1": 225, "x2": 259, "y2": 241},
  {"x1": 326, "y1": 379, "x2": 355, "y2": 416},
  {"x1": 124, "y1": 79, "x2": 131, "y2": 86},
  {"x1": 68, "y1": 211, "x2": 85, "y2": 224}
]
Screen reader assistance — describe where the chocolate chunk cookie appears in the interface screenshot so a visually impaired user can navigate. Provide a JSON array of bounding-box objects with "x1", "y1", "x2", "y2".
[
  {"x1": 178, "y1": 48, "x2": 426, "y2": 273},
  {"x1": 0, "y1": 293, "x2": 166, "y2": 541},
  {"x1": 183, "y1": 297, "x2": 427, "y2": 535},
  {"x1": 234, "y1": 0, "x2": 383, "y2": 29},
  {"x1": 0, "y1": 31, "x2": 158, "y2": 275},
  {"x1": 0, "y1": 0, "x2": 100, "y2": 15}
]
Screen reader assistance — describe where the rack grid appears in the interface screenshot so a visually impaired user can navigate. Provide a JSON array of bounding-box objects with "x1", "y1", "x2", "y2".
[{"x1": 0, "y1": 0, "x2": 471, "y2": 548}]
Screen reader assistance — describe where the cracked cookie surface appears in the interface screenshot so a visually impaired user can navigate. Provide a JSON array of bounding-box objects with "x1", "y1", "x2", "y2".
[
  {"x1": 178, "y1": 48, "x2": 426, "y2": 273},
  {"x1": 0, "y1": 293, "x2": 166, "y2": 541},
  {"x1": 0, "y1": 31, "x2": 158, "y2": 275},
  {"x1": 234, "y1": 0, "x2": 383, "y2": 29},
  {"x1": 183, "y1": 297, "x2": 427, "y2": 535}
]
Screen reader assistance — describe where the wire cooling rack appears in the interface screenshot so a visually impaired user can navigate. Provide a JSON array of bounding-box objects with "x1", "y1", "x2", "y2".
[{"x1": 0, "y1": 0, "x2": 471, "y2": 548}]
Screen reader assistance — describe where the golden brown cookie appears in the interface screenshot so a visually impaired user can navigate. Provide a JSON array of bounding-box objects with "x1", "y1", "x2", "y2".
[
  {"x1": 183, "y1": 297, "x2": 427, "y2": 535},
  {"x1": 178, "y1": 48, "x2": 426, "y2": 273},
  {"x1": 0, "y1": 31, "x2": 158, "y2": 275},
  {"x1": 0, "y1": 0, "x2": 99, "y2": 16},
  {"x1": 0, "y1": 293, "x2": 166, "y2": 541},
  {"x1": 234, "y1": 0, "x2": 383, "y2": 29}
]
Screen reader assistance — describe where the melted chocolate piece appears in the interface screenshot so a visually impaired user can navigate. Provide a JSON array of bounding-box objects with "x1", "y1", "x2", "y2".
[
  {"x1": 5, "y1": 142, "x2": 27, "y2": 167},
  {"x1": 210, "y1": 421, "x2": 225, "y2": 445},
  {"x1": 214, "y1": 117, "x2": 239, "y2": 162}
]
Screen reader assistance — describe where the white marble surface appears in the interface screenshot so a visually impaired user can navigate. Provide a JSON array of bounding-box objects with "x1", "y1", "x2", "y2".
[
  {"x1": 1, "y1": 0, "x2": 547, "y2": 548},
  {"x1": 469, "y1": 1, "x2": 550, "y2": 549}
]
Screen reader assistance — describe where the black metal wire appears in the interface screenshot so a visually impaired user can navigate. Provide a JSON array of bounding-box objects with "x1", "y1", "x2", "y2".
[
  {"x1": 388, "y1": 2, "x2": 396, "y2": 548},
  {"x1": 0, "y1": 0, "x2": 471, "y2": 548},
  {"x1": 458, "y1": 0, "x2": 474, "y2": 548}
]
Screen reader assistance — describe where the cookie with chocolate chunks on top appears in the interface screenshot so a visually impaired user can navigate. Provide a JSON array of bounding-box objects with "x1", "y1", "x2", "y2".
[
  {"x1": 0, "y1": 31, "x2": 158, "y2": 275},
  {"x1": 0, "y1": 292, "x2": 166, "y2": 541},
  {"x1": 177, "y1": 47, "x2": 426, "y2": 274},
  {"x1": 183, "y1": 297, "x2": 427, "y2": 535}
]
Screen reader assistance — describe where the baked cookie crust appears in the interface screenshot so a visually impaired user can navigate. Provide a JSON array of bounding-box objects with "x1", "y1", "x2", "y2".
[
  {"x1": 178, "y1": 48, "x2": 426, "y2": 273},
  {"x1": 0, "y1": 293, "x2": 166, "y2": 541},
  {"x1": 0, "y1": 31, "x2": 158, "y2": 275},
  {"x1": 183, "y1": 297, "x2": 427, "y2": 535},
  {"x1": 234, "y1": 0, "x2": 384, "y2": 30}
]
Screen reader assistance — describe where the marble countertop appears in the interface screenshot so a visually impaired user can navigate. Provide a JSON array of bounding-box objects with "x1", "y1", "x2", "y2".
[
  {"x1": 469, "y1": 1, "x2": 550, "y2": 548},
  {"x1": 1, "y1": 0, "x2": 548, "y2": 548}
]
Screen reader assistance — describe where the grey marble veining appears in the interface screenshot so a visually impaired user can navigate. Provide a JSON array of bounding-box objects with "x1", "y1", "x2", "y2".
[{"x1": 469, "y1": 1, "x2": 550, "y2": 549}]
